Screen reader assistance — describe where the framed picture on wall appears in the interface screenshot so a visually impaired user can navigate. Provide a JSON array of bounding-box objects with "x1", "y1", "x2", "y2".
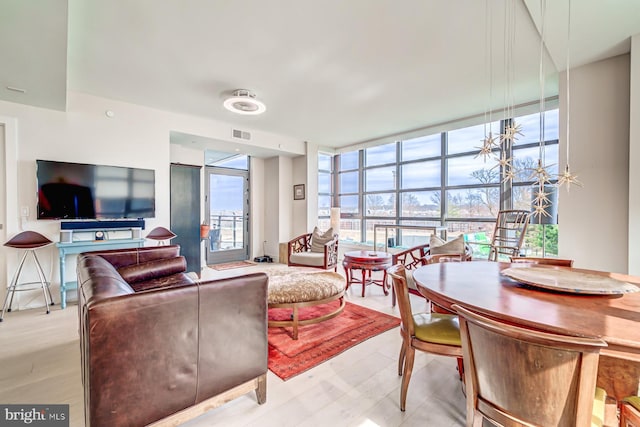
[{"x1": 293, "y1": 184, "x2": 305, "y2": 200}]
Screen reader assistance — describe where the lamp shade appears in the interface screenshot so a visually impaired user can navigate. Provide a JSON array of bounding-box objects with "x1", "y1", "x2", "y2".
[
  {"x1": 330, "y1": 207, "x2": 340, "y2": 236},
  {"x1": 530, "y1": 185, "x2": 558, "y2": 225}
]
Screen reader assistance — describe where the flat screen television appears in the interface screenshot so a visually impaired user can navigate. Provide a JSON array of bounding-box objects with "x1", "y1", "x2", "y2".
[{"x1": 36, "y1": 159, "x2": 155, "y2": 220}]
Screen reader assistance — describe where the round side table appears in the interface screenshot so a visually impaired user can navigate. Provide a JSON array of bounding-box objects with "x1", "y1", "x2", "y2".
[{"x1": 342, "y1": 250, "x2": 392, "y2": 297}]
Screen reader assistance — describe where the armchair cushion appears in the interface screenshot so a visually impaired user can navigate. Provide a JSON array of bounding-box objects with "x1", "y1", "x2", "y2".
[
  {"x1": 289, "y1": 252, "x2": 326, "y2": 267},
  {"x1": 429, "y1": 234, "x2": 465, "y2": 255},
  {"x1": 624, "y1": 395, "x2": 640, "y2": 411},
  {"x1": 310, "y1": 227, "x2": 334, "y2": 253},
  {"x1": 412, "y1": 312, "x2": 461, "y2": 346}
]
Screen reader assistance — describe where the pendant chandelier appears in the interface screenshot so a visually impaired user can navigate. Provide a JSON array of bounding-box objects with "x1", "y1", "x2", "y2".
[{"x1": 557, "y1": 0, "x2": 582, "y2": 191}]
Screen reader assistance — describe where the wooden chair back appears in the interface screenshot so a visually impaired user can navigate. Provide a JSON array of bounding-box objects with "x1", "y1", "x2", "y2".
[
  {"x1": 390, "y1": 242, "x2": 472, "y2": 307},
  {"x1": 621, "y1": 398, "x2": 640, "y2": 427},
  {"x1": 454, "y1": 304, "x2": 607, "y2": 427},
  {"x1": 391, "y1": 244, "x2": 431, "y2": 271},
  {"x1": 387, "y1": 264, "x2": 416, "y2": 338},
  {"x1": 488, "y1": 210, "x2": 530, "y2": 261},
  {"x1": 424, "y1": 253, "x2": 466, "y2": 264},
  {"x1": 509, "y1": 256, "x2": 574, "y2": 267}
]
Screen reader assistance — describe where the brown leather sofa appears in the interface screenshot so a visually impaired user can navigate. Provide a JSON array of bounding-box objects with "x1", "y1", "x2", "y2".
[{"x1": 77, "y1": 245, "x2": 268, "y2": 427}]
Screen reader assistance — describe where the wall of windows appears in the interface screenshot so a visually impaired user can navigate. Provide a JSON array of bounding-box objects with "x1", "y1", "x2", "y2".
[
  {"x1": 317, "y1": 153, "x2": 333, "y2": 231},
  {"x1": 318, "y1": 109, "x2": 560, "y2": 257}
]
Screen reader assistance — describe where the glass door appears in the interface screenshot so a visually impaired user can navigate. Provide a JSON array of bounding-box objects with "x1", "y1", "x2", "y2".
[{"x1": 205, "y1": 166, "x2": 249, "y2": 264}]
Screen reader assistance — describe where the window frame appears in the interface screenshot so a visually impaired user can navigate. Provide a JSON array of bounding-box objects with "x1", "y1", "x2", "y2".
[{"x1": 321, "y1": 108, "x2": 560, "y2": 252}]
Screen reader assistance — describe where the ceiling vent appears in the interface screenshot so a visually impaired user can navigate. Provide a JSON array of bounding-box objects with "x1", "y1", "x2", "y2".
[{"x1": 232, "y1": 129, "x2": 251, "y2": 140}]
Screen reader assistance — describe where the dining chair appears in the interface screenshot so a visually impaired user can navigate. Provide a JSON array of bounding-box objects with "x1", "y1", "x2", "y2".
[
  {"x1": 387, "y1": 264, "x2": 463, "y2": 411},
  {"x1": 390, "y1": 241, "x2": 472, "y2": 307},
  {"x1": 509, "y1": 255, "x2": 574, "y2": 267},
  {"x1": 488, "y1": 209, "x2": 531, "y2": 261},
  {"x1": 621, "y1": 396, "x2": 640, "y2": 427},
  {"x1": 453, "y1": 303, "x2": 608, "y2": 427}
]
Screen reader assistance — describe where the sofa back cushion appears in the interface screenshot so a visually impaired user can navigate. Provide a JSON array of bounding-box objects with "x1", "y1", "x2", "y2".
[
  {"x1": 92, "y1": 245, "x2": 182, "y2": 269},
  {"x1": 117, "y1": 256, "x2": 187, "y2": 284},
  {"x1": 77, "y1": 255, "x2": 134, "y2": 307}
]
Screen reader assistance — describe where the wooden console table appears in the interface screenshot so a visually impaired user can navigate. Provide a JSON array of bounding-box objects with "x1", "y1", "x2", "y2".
[{"x1": 56, "y1": 238, "x2": 145, "y2": 309}]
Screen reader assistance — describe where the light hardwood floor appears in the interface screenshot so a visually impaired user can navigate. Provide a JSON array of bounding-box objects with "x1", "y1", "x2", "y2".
[{"x1": 0, "y1": 264, "x2": 466, "y2": 427}]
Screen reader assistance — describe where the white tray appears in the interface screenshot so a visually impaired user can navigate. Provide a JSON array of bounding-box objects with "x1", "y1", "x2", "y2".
[{"x1": 501, "y1": 266, "x2": 640, "y2": 295}]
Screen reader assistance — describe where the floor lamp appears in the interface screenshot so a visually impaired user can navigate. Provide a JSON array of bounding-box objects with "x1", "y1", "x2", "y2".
[
  {"x1": 330, "y1": 207, "x2": 341, "y2": 238},
  {"x1": 530, "y1": 185, "x2": 558, "y2": 257}
]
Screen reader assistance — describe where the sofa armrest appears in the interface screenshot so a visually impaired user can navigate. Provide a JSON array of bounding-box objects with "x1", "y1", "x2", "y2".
[
  {"x1": 323, "y1": 235, "x2": 339, "y2": 270},
  {"x1": 288, "y1": 233, "x2": 312, "y2": 257},
  {"x1": 195, "y1": 272, "x2": 268, "y2": 402}
]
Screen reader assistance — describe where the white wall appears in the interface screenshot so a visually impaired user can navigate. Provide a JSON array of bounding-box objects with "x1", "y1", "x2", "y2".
[
  {"x1": 278, "y1": 156, "x2": 293, "y2": 244},
  {"x1": 263, "y1": 157, "x2": 280, "y2": 258},
  {"x1": 305, "y1": 141, "x2": 320, "y2": 234},
  {"x1": 292, "y1": 155, "x2": 307, "y2": 236},
  {"x1": 558, "y1": 54, "x2": 630, "y2": 273},
  {"x1": 250, "y1": 157, "x2": 265, "y2": 259},
  {"x1": 0, "y1": 92, "x2": 302, "y2": 309},
  {"x1": 261, "y1": 155, "x2": 301, "y2": 259},
  {"x1": 629, "y1": 34, "x2": 640, "y2": 275}
]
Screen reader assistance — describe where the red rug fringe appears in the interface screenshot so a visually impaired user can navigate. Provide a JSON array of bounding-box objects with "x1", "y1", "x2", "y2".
[{"x1": 268, "y1": 301, "x2": 400, "y2": 381}]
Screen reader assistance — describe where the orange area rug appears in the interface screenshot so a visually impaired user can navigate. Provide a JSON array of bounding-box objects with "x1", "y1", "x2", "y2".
[{"x1": 268, "y1": 301, "x2": 400, "y2": 380}]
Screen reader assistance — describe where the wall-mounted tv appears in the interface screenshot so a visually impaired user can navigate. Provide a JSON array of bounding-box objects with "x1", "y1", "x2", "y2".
[{"x1": 36, "y1": 160, "x2": 156, "y2": 220}]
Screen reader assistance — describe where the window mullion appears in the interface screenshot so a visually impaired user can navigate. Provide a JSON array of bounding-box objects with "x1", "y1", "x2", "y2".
[{"x1": 441, "y1": 132, "x2": 447, "y2": 227}]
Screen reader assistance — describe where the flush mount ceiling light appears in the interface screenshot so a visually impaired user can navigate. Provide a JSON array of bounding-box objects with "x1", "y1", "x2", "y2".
[{"x1": 223, "y1": 89, "x2": 266, "y2": 115}]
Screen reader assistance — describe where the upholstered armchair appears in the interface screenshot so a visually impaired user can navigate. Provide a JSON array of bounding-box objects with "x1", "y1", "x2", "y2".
[
  {"x1": 287, "y1": 227, "x2": 339, "y2": 271},
  {"x1": 390, "y1": 236, "x2": 472, "y2": 307}
]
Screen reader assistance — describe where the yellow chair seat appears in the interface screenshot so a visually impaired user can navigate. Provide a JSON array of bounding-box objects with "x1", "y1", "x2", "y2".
[
  {"x1": 623, "y1": 395, "x2": 640, "y2": 411},
  {"x1": 412, "y1": 312, "x2": 461, "y2": 346},
  {"x1": 592, "y1": 387, "x2": 607, "y2": 427}
]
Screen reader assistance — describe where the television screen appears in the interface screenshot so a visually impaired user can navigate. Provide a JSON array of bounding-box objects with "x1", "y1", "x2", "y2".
[{"x1": 36, "y1": 160, "x2": 156, "y2": 220}]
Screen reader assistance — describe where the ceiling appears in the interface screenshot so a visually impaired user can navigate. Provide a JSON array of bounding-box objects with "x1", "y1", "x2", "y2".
[{"x1": 1, "y1": 0, "x2": 639, "y2": 155}]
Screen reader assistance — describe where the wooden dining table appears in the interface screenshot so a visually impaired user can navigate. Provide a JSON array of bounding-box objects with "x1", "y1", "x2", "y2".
[{"x1": 412, "y1": 261, "x2": 640, "y2": 401}]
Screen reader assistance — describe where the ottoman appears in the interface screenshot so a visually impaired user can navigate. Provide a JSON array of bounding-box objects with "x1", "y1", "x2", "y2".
[{"x1": 267, "y1": 269, "x2": 346, "y2": 340}]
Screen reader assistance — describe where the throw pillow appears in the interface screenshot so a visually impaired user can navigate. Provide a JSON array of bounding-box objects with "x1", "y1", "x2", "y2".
[
  {"x1": 429, "y1": 234, "x2": 465, "y2": 256},
  {"x1": 310, "y1": 227, "x2": 334, "y2": 253},
  {"x1": 117, "y1": 256, "x2": 187, "y2": 284}
]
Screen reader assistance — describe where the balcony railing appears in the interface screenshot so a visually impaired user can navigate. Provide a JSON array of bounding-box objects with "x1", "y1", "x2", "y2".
[{"x1": 207, "y1": 214, "x2": 244, "y2": 251}]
